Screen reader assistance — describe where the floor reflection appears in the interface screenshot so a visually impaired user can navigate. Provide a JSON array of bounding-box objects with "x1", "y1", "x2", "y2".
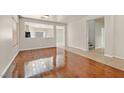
[
  {"x1": 56, "y1": 55, "x2": 65, "y2": 68},
  {"x1": 24, "y1": 48, "x2": 66, "y2": 78},
  {"x1": 24, "y1": 57, "x2": 54, "y2": 78}
]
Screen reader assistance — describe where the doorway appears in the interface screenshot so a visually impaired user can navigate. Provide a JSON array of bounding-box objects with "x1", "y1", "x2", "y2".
[{"x1": 87, "y1": 17, "x2": 105, "y2": 55}]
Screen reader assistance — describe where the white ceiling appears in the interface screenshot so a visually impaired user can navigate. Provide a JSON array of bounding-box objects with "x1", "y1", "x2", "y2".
[
  {"x1": 21, "y1": 15, "x2": 58, "y2": 21},
  {"x1": 21, "y1": 15, "x2": 86, "y2": 23},
  {"x1": 25, "y1": 22, "x2": 53, "y2": 28}
]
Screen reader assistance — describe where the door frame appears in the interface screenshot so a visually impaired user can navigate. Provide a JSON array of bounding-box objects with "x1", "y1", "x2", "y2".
[
  {"x1": 86, "y1": 16, "x2": 105, "y2": 51},
  {"x1": 85, "y1": 16, "x2": 115, "y2": 57}
]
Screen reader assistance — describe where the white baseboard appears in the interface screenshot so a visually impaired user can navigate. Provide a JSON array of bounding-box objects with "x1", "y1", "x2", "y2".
[
  {"x1": 114, "y1": 55, "x2": 124, "y2": 60},
  {"x1": 1, "y1": 50, "x2": 19, "y2": 77},
  {"x1": 95, "y1": 47, "x2": 104, "y2": 49},
  {"x1": 20, "y1": 46, "x2": 56, "y2": 51},
  {"x1": 68, "y1": 45, "x2": 88, "y2": 51},
  {"x1": 104, "y1": 54, "x2": 113, "y2": 58},
  {"x1": 82, "y1": 48, "x2": 89, "y2": 51},
  {"x1": 105, "y1": 54, "x2": 124, "y2": 59}
]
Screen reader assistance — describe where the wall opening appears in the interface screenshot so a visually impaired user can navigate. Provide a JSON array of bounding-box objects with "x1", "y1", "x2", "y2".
[{"x1": 87, "y1": 17, "x2": 105, "y2": 55}]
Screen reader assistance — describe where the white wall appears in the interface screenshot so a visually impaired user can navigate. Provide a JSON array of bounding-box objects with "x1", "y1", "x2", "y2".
[
  {"x1": 0, "y1": 15, "x2": 19, "y2": 76},
  {"x1": 67, "y1": 19, "x2": 84, "y2": 49},
  {"x1": 104, "y1": 16, "x2": 115, "y2": 57},
  {"x1": 95, "y1": 18, "x2": 104, "y2": 48},
  {"x1": 114, "y1": 16, "x2": 124, "y2": 58},
  {"x1": 57, "y1": 15, "x2": 86, "y2": 50},
  {"x1": 101, "y1": 28, "x2": 105, "y2": 48},
  {"x1": 56, "y1": 26, "x2": 65, "y2": 48}
]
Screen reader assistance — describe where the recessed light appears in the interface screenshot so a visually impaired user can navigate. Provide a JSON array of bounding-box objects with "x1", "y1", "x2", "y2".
[{"x1": 40, "y1": 15, "x2": 49, "y2": 19}]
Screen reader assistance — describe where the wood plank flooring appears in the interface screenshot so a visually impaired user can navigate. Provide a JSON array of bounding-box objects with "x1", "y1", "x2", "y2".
[{"x1": 3, "y1": 47, "x2": 124, "y2": 78}]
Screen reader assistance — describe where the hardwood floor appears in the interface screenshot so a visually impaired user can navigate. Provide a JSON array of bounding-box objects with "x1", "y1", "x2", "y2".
[{"x1": 3, "y1": 47, "x2": 124, "y2": 78}]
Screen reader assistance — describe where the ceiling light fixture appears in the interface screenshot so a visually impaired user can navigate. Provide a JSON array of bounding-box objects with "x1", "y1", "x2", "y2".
[{"x1": 40, "y1": 15, "x2": 49, "y2": 19}]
